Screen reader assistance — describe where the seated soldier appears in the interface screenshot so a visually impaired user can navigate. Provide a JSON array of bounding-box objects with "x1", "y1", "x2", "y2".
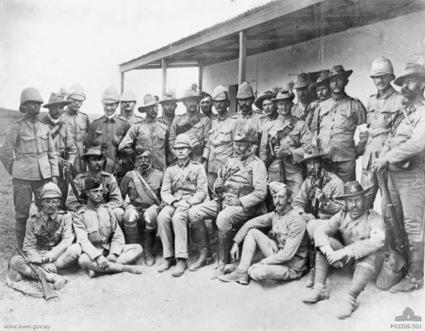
[
  {"x1": 120, "y1": 148, "x2": 163, "y2": 266},
  {"x1": 69, "y1": 178, "x2": 144, "y2": 277},
  {"x1": 219, "y1": 182, "x2": 309, "y2": 285},
  {"x1": 9, "y1": 182, "x2": 76, "y2": 289},
  {"x1": 292, "y1": 149, "x2": 345, "y2": 287},
  {"x1": 189, "y1": 127, "x2": 268, "y2": 278},
  {"x1": 66, "y1": 147, "x2": 124, "y2": 224},
  {"x1": 302, "y1": 181, "x2": 385, "y2": 319},
  {"x1": 157, "y1": 134, "x2": 208, "y2": 277}
]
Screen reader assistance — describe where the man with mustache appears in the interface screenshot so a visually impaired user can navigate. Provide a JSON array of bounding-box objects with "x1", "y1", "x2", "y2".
[
  {"x1": 66, "y1": 148, "x2": 124, "y2": 224},
  {"x1": 120, "y1": 90, "x2": 141, "y2": 126},
  {"x1": 120, "y1": 148, "x2": 163, "y2": 266},
  {"x1": 119, "y1": 94, "x2": 169, "y2": 171},
  {"x1": 254, "y1": 90, "x2": 277, "y2": 134},
  {"x1": 218, "y1": 182, "x2": 309, "y2": 285},
  {"x1": 259, "y1": 88, "x2": 312, "y2": 196},
  {"x1": 360, "y1": 57, "x2": 404, "y2": 210},
  {"x1": 302, "y1": 181, "x2": 385, "y2": 319},
  {"x1": 292, "y1": 149, "x2": 345, "y2": 287},
  {"x1": 60, "y1": 83, "x2": 90, "y2": 174},
  {"x1": 41, "y1": 92, "x2": 77, "y2": 208},
  {"x1": 158, "y1": 92, "x2": 179, "y2": 166},
  {"x1": 189, "y1": 127, "x2": 268, "y2": 278},
  {"x1": 291, "y1": 73, "x2": 315, "y2": 121},
  {"x1": 0, "y1": 87, "x2": 58, "y2": 249},
  {"x1": 169, "y1": 89, "x2": 210, "y2": 164},
  {"x1": 373, "y1": 56, "x2": 425, "y2": 292},
  {"x1": 199, "y1": 91, "x2": 215, "y2": 121},
  {"x1": 315, "y1": 65, "x2": 367, "y2": 182}
]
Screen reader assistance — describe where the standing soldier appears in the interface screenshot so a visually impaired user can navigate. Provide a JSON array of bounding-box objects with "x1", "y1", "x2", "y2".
[
  {"x1": 199, "y1": 92, "x2": 215, "y2": 121},
  {"x1": 41, "y1": 92, "x2": 77, "y2": 207},
  {"x1": 66, "y1": 148, "x2": 124, "y2": 223},
  {"x1": 189, "y1": 127, "x2": 268, "y2": 278},
  {"x1": 157, "y1": 134, "x2": 208, "y2": 277},
  {"x1": 9, "y1": 183, "x2": 76, "y2": 290},
  {"x1": 120, "y1": 149, "x2": 163, "y2": 266},
  {"x1": 87, "y1": 86, "x2": 130, "y2": 175},
  {"x1": 169, "y1": 89, "x2": 210, "y2": 164},
  {"x1": 120, "y1": 89, "x2": 141, "y2": 126},
  {"x1": 361, "y1": 57, "x2": 403, "y2": 210},
  {"x1": 291, "y1": 73, "x2": 314, "y2": 120},
  {"x1": 0, "y1": 87, "x2": 58, "y2": 248},
  {"x1": 119, "y1": 94, "x2": 168, "y2": 171},
  {"x1": 204, "y1": 85, "x2": 236, "y2": 193},
  {"x1": 61, "y1": 83, "x2": 90, "y2": 174},
  {"x1": 158, "y1": 92, "x2": 178, "y2": 166},
  {"x1": 254, "y1": 90, "x2": 277, "y2": 134},
  {"x1": 70, "y1": 178, "x2": 144, "y2": 277},
  {"x1": 373, "y1": 56, "x2": 425, "y2": 292},
  {"x1": 259, "y1": 88, "x2": 311, "y2": 195},
  {"x1": 315, "y1": 65, "x2": 367, "y2": 182}
]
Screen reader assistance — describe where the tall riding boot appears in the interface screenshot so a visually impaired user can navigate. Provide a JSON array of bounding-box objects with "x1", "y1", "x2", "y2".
[
  {"x1": 144, "y1": 229, "x2": 156, "y2": 266},
  {"x1": 189, "y1": 221, "x2": 212, "y2": 271},
  {"x1": 212, "y1": 230, "x2": 232, "y2": 279},
  {"x1": 123, "y1": 210, "x2": 141, "y2": 244},
  {"x1": 390, "y1": 242, "x2": 424, "y2": 292}
]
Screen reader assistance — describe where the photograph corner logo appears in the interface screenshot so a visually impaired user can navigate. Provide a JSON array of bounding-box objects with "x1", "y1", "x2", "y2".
[{"x1": 390, "y1": 307, "x2": 423, "y2": 330}]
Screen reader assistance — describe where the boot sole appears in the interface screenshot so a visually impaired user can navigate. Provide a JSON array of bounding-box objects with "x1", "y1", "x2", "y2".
[{"x1": 302, "y1": 295, "x2": 329, "y2": 304}]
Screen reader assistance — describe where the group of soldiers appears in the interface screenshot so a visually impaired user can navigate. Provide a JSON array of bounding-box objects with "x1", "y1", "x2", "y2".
[{"x1": 1, "y1": 54, "x2": 424, "y2": 319}]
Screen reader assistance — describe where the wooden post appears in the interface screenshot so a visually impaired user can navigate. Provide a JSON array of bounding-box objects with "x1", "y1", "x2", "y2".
[
  {"x1": 238, "y1": 30, "x2": 247, "y2": 85},
  {"x1": 120, "y1": 72, "x2": 125, "y2": 93},
  {"x1": 198, "y1": 63, "x2": 203, "y2": 92},
  {"x1": 161, "y1": 59, "x2": 167, "y2": 96}
]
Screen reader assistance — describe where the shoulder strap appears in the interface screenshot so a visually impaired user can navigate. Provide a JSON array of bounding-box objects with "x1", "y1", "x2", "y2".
[{"x1": 132, "y1": 170, "x2": 161, "y2": 205}]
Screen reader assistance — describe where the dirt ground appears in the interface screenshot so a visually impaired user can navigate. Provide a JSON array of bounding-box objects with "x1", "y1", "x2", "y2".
[{"x1": 0, "y1": 163, "x2": 423, "y2": 331}]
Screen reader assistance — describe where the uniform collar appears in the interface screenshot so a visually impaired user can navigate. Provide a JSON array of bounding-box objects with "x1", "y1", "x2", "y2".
[
  {"x1": 276, "y1": 204, "x2": 292, "y2": 216},
  {"x1": 239, "y1": 110, "x2": 253, "y2": 118},
  {"x1": 139, "y1": 167, "x2": 153, "y2": 177},
  {"x1": 217, "y1": 111, "x2": 229, "y2": 121},
  {"x1": 41, "y1": 210, "x2": 58, "y2": 222},
  {"x1": 331, "y1": 92, "x2": 348, "y2": 101},
  {"x1": 102, "y1": 114, "x2": 116, "y2": 122},
  {"x1": 377, "y1": 86, "x2": 396, "y2": 100},
  {"x1": 177, "y1": 158, "x2": 191, "y2": 168}
]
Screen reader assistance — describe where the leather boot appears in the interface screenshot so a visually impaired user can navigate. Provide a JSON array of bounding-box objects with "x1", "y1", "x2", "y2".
[
  {"x1": 172, "y1": 258, "x2": 187, "y2": 277},
  {"x1": 157, "y1": 257, "x2": 176, "y2": 273},
  {"x1": 44, "y1": 272, "x2": 68, "y2": 290},
  {"x1": 123, "y1": 209, "x2": 140, "y2": 244},
  {"x1": 305, "y1": 267, "x2": 315, "y2": 288},
  {"x1": 144, "y1": 229, "x2": 156, "y2": 266},
  {"x1": 302, "y1": 284, "x2": 330, "y2": 304},
  {"x1": 121, "y1": 264, "x2": 144, "y2": 274},
  {"x1": 219, "y1": 269, "x2": 249, "y2": 285},
  {"x1": 336, "y1": 295, "x2": 357, "y2": 319},
  {"x1": 390, "y1": 242, "x2": 424, "y2": 293},
  {"x1": 189, "y1": 222, "x2": 212, "y2": 271},
  {"x1": 212, "y1": 230, "x2": 232, "y2": 279}
]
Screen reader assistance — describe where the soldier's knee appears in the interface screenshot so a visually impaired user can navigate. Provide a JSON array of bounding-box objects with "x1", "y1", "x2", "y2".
[
  {"x1": 127, "y1": 243, "x2": 143, "y2": 256},
  {"x1": 248, "y1": 266, "x2": 267, "y2": 281},
  {"x1": 216, "y1": 212, "x2": 232, "y2": 231},
  {"x1": 66, "y1": 243, "x2": 82, "y2": 258},
  {"x1": 171, "y1": 212, "x2": 187, "y2": 227},
  {"x1": 113, "y1": 208, "x2": 125, "y2": 225},
  {"x1": 78, "y1": 254, "x2": 91, "y2": 267},
  {"x1": 9, "y1": 255, "x2": 25, "y2": 270},
  {"x1": 307, "y1": 220, "x2": 320, "y2": 239}
]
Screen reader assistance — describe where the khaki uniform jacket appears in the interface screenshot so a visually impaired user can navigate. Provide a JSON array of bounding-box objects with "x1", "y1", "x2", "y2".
[
  {"x1": 23, "y1": 210, "x2": 74, "y2": 262},
  {"x1": 221, "y1": 153, "x2": 268, "y2": 210},
  {"x1": 66, "y1": 171, "x2": 123, "y2": 211},
  {"x1": 382, "y1": 99, "x2": 425, "y2": 168},
  {"x1": 0, "y1": 117, "x2": 59, "y2": 180},
  {"x1": 120, "y1": 168, "x2": 163, "y2": 209},
  {"x1": 161, "y1": 160, "x2": 208, "y2": 206},
  {"x1": 169, "y1": 113, "x2": 210, "y2": 163},
  {"x1": 205, "y1": 112, "x2": 236, "y2": 174},
  {"x1": 87, "y1": 115, "x2": 130, "y2": 173},
  {"x1": 73, "y1": 206, "x2": 125, "y2": 259},
  {"x1": 232, "y1": 111, "x2": 263, "y2": 144},
  {"x1": 60, "y1": 109, "x2": 90, "y2": 172},
  {"x1": 292, "y1": 171, "x2": 345, "y2": 219},
  {"x1": 291, "y1": 102, "x2": 310, "y2": 121},
  {"x1": 120, "y1": 112, "x2": 142, "y2": 127},
  {"x1": 362, "y1": 87, "x2": 404, "y2": 169},
  {"x1": 118, "y1": 118, "x2": 168, "y2": 171},
  {"x1": 316, "y1": 93, "x2": 367, "y2": 162},
  {"x1": 314, "y1": 209, "x2": 385, "y2": 260},
  {"x1": 41, "y1": 114, "x2": 77, "y2": 167},
  {"x1": 233, "y1": 207, "x2": 309, "y2": 270}
]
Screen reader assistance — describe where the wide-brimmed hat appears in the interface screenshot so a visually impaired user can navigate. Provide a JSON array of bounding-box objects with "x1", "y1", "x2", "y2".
[
  {"x1": 328, "y1": 65, "x2": 353, "y2": 80},
  {"x1": 300, "y1": 149, "x2": 330, "y2": 163},
  {"x1": 293, "y1": 73, "x2": 312, "y2": 89},
  {"x1": 179, "y1": 89, "x2": 201, "y2": 102},
  {"x1": 335, "y1": 181, "x2": 373, "y2": 200},
  {"x1": 43, "y1": 92, "x2": 71, "y2": 108},
  {"x1": 159, "y1": 91, "x2": 178, "y2": 104},
  {"x1": 254, "y1": 90, "x2": 277, "y2": 109},
  {"x1": 200, "y1": 91, "x2": 212, "y2": 103},
  {"x1": 309, "y1": 70, "x2": 331, "y2": 92},
  {"x1": 174, "y1": 133, "x2": 192, "y2": 149},
  {"x1": 138, "y1": 94, "x2": 158, "y2": 112},
  {"x1": 394, "y1": 56, "x2": 425, "y2": 86},
  {"x1": 272, "y1": 88, "x2": 294, "y2": 102},
  {"x1": 81, "y1": 147, "x2": 104, "y2": 160}
]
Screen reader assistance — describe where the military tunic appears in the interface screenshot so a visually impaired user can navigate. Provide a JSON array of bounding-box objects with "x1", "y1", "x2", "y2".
[
  {"x1": 120, "y1": 111, "x2": 142, "y2": 127},
  {"x1": 291, "y1": 102, "x2": 310, "y2": 121},
  {"x1": 232, "y1": 111, "x2": 263, "y2": 144}
]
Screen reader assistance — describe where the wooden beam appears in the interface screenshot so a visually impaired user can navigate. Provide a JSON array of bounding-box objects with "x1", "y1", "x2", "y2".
[
  {"x1": 198, "y1": 64, "x2": 203, "y2": 92},
  {"x1": 120, "y1": 72, "x2": 125, "y2": 94},
  {"x1": 238, "y1": 30, "x2": 247, "y2": 85},
  {"x1": 161, "y1": 59, "x2": 167, "y2": 96}
]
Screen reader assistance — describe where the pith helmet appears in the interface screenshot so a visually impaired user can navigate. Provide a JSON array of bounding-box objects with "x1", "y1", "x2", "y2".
[
  {"x1": 173, "y1": 133, "x2": 192, "y2": 149},
  {"x1": 43, "y1": 92, "x2": 71, "y2": 109},
  {"x1": 102, "y1": 86, "x2": 120, "y2": 103},
  {"x1": 236, "y1": 82, "x2": 255, "y2": 99},
  {"x1": 159, "y1": 91, "x2": 178, "y2": 104},
  {"x1": 212, "y1": 85, "x2": 229, "y2": 101},
  {"x1": 268, "y1": 181, "x2": 288, "y2": 195},
  {"x1": 40, "y1": 182, "x2": 62, "y2": 199},
  {"x1": 121, "y1": 90, "x2": 137, "y2": 102},
  {"x1": 67, "y1": 83, "x2": 86, "y2": 101},
  {"x1": 19, "y1": 87, "x2": 43, "y2": 112},
  {"x1": 370, "y1": 56, "x2": 395, "y2": 79},
  {"x1": 394, "y1": 55, "x2": 425, "y2": 86}
]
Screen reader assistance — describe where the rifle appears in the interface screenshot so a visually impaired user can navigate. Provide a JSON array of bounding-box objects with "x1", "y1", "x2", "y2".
[
  {"x1": 269, "y1": 138, "x2": 286, "y2": 183},
  {"x1": 312, "y1": 169, "x2": 325, "y2": 218},
  {"x1": 216, "y1": 169, "x2": 224, "y2": 213},
  {"x1": 65, "y1": 168, "x2": 83, "y2": 203},
  {"x1": 376, "y1": 169, "x2": 409, "y2": 264},
  {"x1": 15, "y1": 245, "x2": 58, "y2": 300}
]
